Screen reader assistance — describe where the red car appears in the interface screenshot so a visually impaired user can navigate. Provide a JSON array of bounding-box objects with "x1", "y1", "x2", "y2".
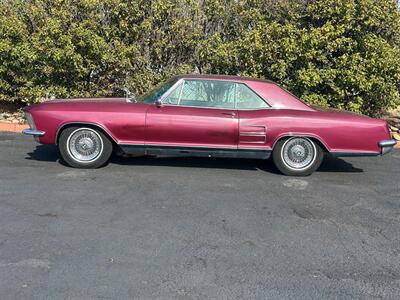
[{"x1": 23, "y1": 74, "x2": 396, "y2": 176}]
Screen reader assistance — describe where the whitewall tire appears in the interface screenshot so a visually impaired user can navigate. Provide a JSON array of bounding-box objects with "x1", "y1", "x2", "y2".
[
  {"x1": 59, "y1": 126, "x2": 113, "y2": 168},
  {"x1": 272, "y1": 137, "x2": 323, "y2": 176}
]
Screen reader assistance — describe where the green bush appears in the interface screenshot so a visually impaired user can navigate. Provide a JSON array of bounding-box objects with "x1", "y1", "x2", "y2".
[{"x1": 0, "y1": 0, "x2": 399, "y2": 115}]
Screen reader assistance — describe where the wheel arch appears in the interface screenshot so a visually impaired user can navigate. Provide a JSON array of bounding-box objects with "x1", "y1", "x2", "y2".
[
  {"x1": 272, "y1": 134, "x2": 330, "y2": 153},
  {"x1": 56, "y1": 122, "x2": 118, "y2": 145}
]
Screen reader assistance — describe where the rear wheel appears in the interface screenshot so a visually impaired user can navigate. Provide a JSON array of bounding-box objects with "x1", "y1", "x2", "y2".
[
  {"x1": 272, "y1": 137, "x2": 323, "y2": 176},
  {"x1": 59, "y1": 126, "x2": 113, "y2": 168}
]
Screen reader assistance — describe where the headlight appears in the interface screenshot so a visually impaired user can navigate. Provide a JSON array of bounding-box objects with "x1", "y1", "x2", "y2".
[{"x1": 25, "y1": 112, "x2": 36, "y2": 130}]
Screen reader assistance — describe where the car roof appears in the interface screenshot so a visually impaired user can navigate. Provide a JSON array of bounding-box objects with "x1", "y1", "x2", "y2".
[
  {"x1": 172, "y1": 74, "x2": 275, "y2": 84},
  {"x1": 171, "y1": 74, "x2": 314, "y2": 111}
]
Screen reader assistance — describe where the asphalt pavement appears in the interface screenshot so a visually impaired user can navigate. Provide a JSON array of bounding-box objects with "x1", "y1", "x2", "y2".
[{"x1": 0, "y1": 132, "x2": 399, "y2": 299}]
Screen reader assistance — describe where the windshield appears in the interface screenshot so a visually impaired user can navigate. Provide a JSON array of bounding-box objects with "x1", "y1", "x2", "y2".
[{"x1": 138, "y1": 79, "x2": 177, "y2": 104}]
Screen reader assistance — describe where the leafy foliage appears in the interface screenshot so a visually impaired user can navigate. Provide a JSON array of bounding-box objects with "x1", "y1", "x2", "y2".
[{"x1": 0, "y1": 0, "x2": 399, "y2": 115}]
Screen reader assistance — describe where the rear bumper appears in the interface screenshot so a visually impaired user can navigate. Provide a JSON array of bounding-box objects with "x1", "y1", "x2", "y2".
[
  {"x1": 22, "y1": 128, "x2": 45, "y2": 136},
  {"x1": 379, "y1": 139, "x2": 397, "y2": 155}
]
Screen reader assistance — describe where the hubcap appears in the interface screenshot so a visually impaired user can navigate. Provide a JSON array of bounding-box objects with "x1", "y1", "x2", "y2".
[
  {"x1": 281, "y1": 137, "x2": 316, "y2": 170},
  {"x1": 67, "y1": 128, "x2": 103, "y2": 162}
]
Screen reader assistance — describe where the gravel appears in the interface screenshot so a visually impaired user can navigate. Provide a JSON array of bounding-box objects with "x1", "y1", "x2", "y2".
[{"x1": 0, "y1": 112, "x2": 25, "y2": 125}]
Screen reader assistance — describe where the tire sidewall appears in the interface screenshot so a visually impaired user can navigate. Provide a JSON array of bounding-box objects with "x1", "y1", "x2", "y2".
[
  {"x1": 59, "y1": 126, "x2": 113, "y2": 168},
  {"x1": 273, "y1": 137, "x2": 323, "y2": 176}
]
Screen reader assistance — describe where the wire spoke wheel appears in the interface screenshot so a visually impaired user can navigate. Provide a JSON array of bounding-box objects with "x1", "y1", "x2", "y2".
[
  {"x1": 67, "y1": 128, "x2": 103, "y2": 163},
  {"x1": 281, "y1": 137, "x2": 316, "y2": 171}
]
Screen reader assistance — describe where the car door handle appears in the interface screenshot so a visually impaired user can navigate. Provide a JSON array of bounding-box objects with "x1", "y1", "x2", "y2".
[{"x1": 222, "y1": 112, "x2": 236, "y2": 117}]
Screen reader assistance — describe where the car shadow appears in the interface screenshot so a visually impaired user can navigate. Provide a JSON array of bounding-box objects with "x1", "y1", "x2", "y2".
[
  {"x1": 26, "y1": 144, "x2": 59, "y2": 162},
  {"x1": 111, "y1": 153, "x2": 363, "y2": 174},
  {"x1": 318, "y1": 154, "x2": 363, "y2": 173},
  {"x1": 26, "y1": 145, "x2": 363, "y2": 173},
  {"x1": 111, "y1": 155, "x2": 277, "y2": 172}
]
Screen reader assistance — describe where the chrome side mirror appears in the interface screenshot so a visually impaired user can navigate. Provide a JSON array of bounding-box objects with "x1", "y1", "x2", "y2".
[
  {"x1": 122, "y1": 87, "x2": 136, "y2": 103},
  {"x1": 155, "y1": 98, "x2": 163, "y2": 107}
]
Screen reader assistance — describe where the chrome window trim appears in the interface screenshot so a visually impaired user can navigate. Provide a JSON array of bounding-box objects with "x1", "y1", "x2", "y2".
[
  {"x1": 158, "y1": 103, "x2": 238, "y2": 111},
  {"x1": 157, "y1": 78, "x2": 272, "y2": 110},
  {"x1": 175, "y1": 79, "x2": 236, "y2": 109},
  {"x1": 235, "y1": 82, "x2": 270, "y2": 109},
  {"x1": 159, "y1": 78, "x2": 185, "y2": 103},
  {"x1": 177, "y1": 80, "x2": 184, "y2": 105}
]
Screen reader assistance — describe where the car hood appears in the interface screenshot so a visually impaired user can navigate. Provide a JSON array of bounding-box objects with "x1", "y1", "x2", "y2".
[
  {"x1": 23, "y1": 97, "x2": 139, "y2": 113},
  {"x1": 42, "y1": 97, "x2": 126, "y2": 104}
]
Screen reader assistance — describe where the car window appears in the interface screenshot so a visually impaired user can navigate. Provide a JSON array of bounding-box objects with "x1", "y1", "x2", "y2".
[
  {"x1": 236, "y1": 83, "x2": 268, "y2": 109},
  {"x1": 163, "y1": 82, "x2": 183, "y2": 105},
  {"x1": 138, "y1": 79, "x2": 177, "y2": 104},
  {"x1": 162, "y1": 79, "x2": 268, "y2": 109},
  {"x1": 174, "y1": 80, "x2": 236, "y2": 109}
]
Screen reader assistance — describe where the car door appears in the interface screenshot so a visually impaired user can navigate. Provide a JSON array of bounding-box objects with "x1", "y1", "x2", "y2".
[{"x1": 145, "y1": 79, "x2": 238, "y2": 149}]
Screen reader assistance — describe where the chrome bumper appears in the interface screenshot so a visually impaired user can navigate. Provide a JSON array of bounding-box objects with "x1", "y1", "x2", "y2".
[
  {"x1": 22, "y1": 128, "x2": 45, "y2": 136},
  {"x1": 379, "y1": 139, "x2": 397, "y2": 155}
]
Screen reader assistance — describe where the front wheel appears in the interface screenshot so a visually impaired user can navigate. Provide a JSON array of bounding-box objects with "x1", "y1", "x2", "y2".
[
  {"x1": 59, "y1": 126, "x2": 113, "y2": 168},
  {"x1": 272, "y1": 137, "x2": 323, "y2": 176}
]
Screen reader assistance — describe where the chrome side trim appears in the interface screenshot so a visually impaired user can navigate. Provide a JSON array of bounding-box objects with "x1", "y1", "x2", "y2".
[
  {"x1": 272, "y1": 134, "x2": 330, "y2": 152},
  {"x1": 120, "y1": 144, "x2": 271, "y2": 159},
  {"x1": 55, "y1": 122, "x2": 118, "y2": 145},
  {"x1": 143, "y1": 143, "x2": 271, "y2": 151},
  {"x1": 239, "y1": 132, "x2": 266, "y2": 136},
  {"x1": 379, "y1": 139, "x2": 397, "y2": 155},
  {"x1": 22, "y1": 129, "x2": 45, "y2": 136},
  {"x1": 330, "y1": 151, "x2": 380, "y2": 157}
]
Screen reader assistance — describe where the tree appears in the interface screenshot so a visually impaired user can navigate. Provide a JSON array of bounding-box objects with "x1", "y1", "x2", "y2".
[{"x1": 0, "y1": 0, "x2": 399, "y2": 115}]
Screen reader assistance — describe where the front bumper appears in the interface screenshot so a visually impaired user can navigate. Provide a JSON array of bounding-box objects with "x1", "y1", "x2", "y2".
[
  {"x1": 22, "y1": 129, "x2": 45, "y2": 136},
  {"x1": 22, "y1": 112, "x2": 45, "y2": 140},
  {"x1": 379, "y1": 139, "x2": 397, "y2": 155}
]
